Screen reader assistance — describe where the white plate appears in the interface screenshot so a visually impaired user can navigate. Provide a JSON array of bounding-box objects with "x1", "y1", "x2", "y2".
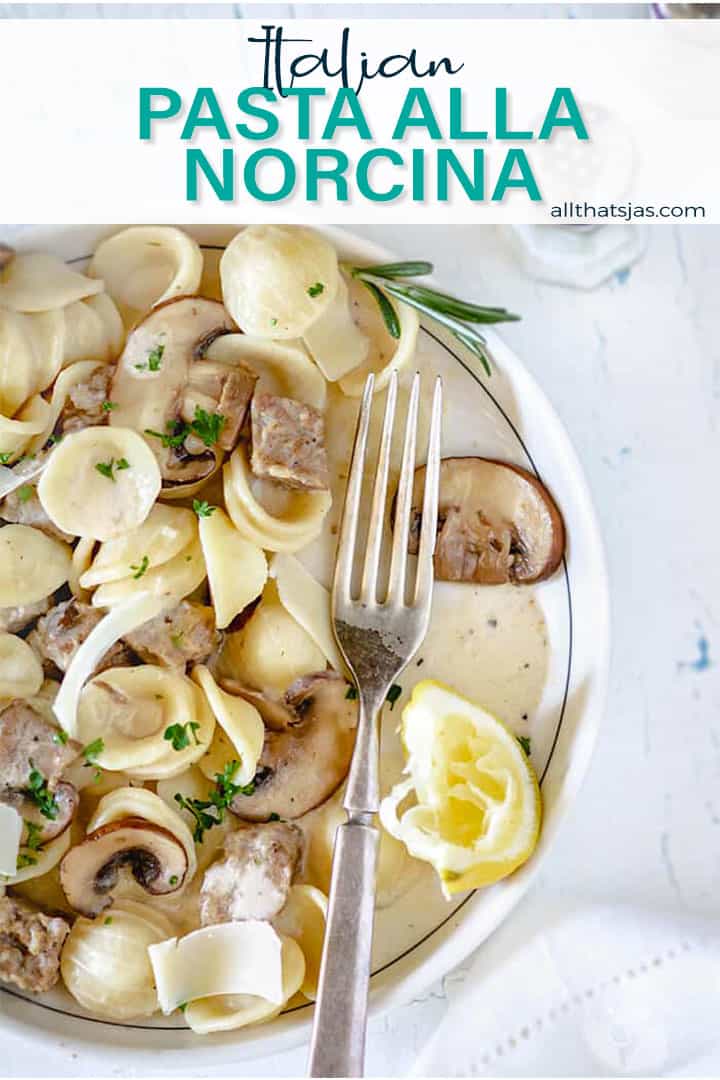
[{"x1": 0, "y1": 225, "x2": 610, "y2": 1067}]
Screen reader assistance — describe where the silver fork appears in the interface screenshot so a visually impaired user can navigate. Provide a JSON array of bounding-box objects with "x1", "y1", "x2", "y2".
[{"x1": 307, "y1": 370, "x2": 442, "y2": 1078}]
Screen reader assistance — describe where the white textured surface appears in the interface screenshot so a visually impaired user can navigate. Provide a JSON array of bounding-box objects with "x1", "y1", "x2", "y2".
[{"x1": 3, "y1": 224, "x2": 720, "y2": 1076}]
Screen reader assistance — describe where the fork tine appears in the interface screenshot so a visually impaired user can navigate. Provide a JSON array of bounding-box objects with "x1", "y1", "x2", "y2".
[
  {"x1": 333, "y1": 373, "x2": 375, "y2": 604},
  {"x1": 414, "y1": 376, "x2": 443, "y2": 607},
  {"x1": 359, "y1": 370, "x2": 398, "y2": 605},
  {"x1": 386, "y1": 372, "x2": 420, "y2": 606}
]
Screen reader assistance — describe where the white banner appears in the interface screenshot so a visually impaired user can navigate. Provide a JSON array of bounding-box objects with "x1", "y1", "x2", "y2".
[{"x1": 1, "y1": 18, "x2": 717, "y2": 223}]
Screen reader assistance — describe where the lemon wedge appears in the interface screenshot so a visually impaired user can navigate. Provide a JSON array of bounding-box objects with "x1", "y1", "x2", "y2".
[{"x1": 379, "y1": 680, "x2": 541, "y2": 897}]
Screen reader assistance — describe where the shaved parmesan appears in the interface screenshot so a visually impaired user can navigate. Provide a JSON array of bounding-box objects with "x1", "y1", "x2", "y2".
[
  {"x1": 0, "y1": 804, "x2": 23, "y2": 877},
  {"x1": 53, "y1": 591, "x2": 171, "y2": 738},
  {"x1": 270, "y1": 553, "x2": 345, "y2": 674},
  {"x1": 148, "y1": 920, "x2": 284, "y2": 1015}
]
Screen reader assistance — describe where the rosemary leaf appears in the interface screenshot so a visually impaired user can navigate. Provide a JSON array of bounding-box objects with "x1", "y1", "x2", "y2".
[
  {"x1": 361, "y1": 281, "x2": 401, "y2": 340},
  {"x1": 352, "y1": 260, "x2": 433, "y2": 280}
]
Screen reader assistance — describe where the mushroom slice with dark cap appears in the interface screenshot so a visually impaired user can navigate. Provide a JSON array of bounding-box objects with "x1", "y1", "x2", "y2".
[
  {"x1": 406, "y1": 457, "x2": 565, "y2": 585},
  {"x1": 230, "y1": 672, "x2": 357, "y2": 822},
  {"x1": 59, "y1": 817, "x2": 189, "y2": 917}
]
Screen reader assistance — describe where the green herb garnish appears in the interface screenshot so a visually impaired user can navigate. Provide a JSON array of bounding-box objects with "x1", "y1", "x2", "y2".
[
  {"x1": 190, "y1": 406, "x2": 225, "y2": 448},
  {"x1": 174, "y1": 761, "x2": 254, "y2": 843},
  {"x1": 345, "y1": 685, "x2": 358, "y2": 701},
  {"x1": 386, "y1": 684, "x2": 402, "y2": 709},
  {"x1": 130, "y1": 555, "x2": 149, "y2": 580},
  {"x1": 169, "y1": 875, "x2": 179, "y2": 886},
  {"x1": 164, "y1": 721, "x2": 201, "y2": 752},
  {"x1": 82, "y1": 738, "x2": 105, "y2": 765},
  {"x1": 24, "y1": 821, "x2": 44, "y2": 851},
  {"x1": 52, "y1": 730, "x2": 69, "y2": 746},
  {"x1": 349, "y1": 261, "x2": 520, "y2": 378},
  {"x1": 308, "y1": 282, "x2": 325, "y2": 298},
  {"x1": 115, "y1": 457, "x2": 130, "y2": 472},
  {"x1": 104, "y1": 916, "x2": 113, "y2": 926},
  {"x1": 0, "y1": 452, "x2": 12, "y2": 465},
  {"x1": 26, "y1": 765, "x2": 59, "y2": 821},
  {"x1": 145, "y1": 421, "x2": 190, "y2": 449},
  {"x1": 170, "y1": 631, "x2": 185, "y2": 649},
  {"x1": 268, "y1": 812, "x2": 281, "y2": 822},
  {"x1": 16, "y1": 853, "x2": 38, "y2": 870},
  {"x1": 95, "y1": 459, "x2": 116, "y2": 481},
  {"x1": 17, "y1": 484, "x2": 33, "y2": 503},
  {"x1": 147, "y1": 343, "x2": 165, "y2": 372},
  {"x1": 517, "y1": 735, "x2": 532, "y2": 756},
  {"x1": 192, "y1": 499, "x2": 216, "y2": 518},
  {"x1": 101, "y1": 400, "x2": 118, "y2": 413}
]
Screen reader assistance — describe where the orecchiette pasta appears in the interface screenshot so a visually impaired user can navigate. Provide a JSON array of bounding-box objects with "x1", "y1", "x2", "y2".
[
  {"x1": 80, "y1": 504, "x2": 197, "y2": 590},
  {"x1": 0, "y1": 633, "x2": 43, "y2": 699},
  {"x1": 193, "y1": 666, "x2": 264, "y2": 788},
  {"x1": 269, "y1": 553, "x2": 344, "y2": 674},
  {"x1": 0, "y1": 397, "x2": 51, "y2": 464},
  {"x1": 68, "y1": 536, "x2": 97, "y2": 602},
  {"x1": 0, "y1": 524, "x2": 71, "y2": 607},
  {"x1": 220, "y1": 225, "x2": 339, "y2": 339},
  {"x1": 61, "y1": 292, "x2": 124, "y2": 367},
  {"x1": 61, "y1": 900, "x2": 175, "y2": 1020},
  {"x1": 38, "y1": 426, "x2": 162, "y2": 541},
  {"x1": 184, "y1": 936, "x2": 305, "y2": 1034},
  {"x1": 0, "y1": 253, "x2": 103, "y2": 313},
  {"x1": 198, "y1": 507, "x2": 267, "y2": 629},
  {"x1": 6, "y1": 829, "x2": 71, "y2": 887},
  {"x1": 76, "y1": 665, "x2": 213, "y2": 778},
  {"x1": 272, "y1": 884, "x2": 328, "y2": 1000},
  {"x1": 338, "y1": 275, "x2": 419, "y2": 397},
  {"x1": 224, "y1": 448, "x2": 331, "y2": 554},
  {"x1": 24, "y1": 359, "x2": 106, "y2": 457},
  {"x1": 88, "y1": 226, "x2": 203, "y2": 324},
  {"x1": 90, "y1": 535, "x2": 206, "y2": 608},
  {"x1": 303, "y1": 273, "x2": 370, "y2": 382},
  {"x1": 0, "y1": 309, "x2": 40, "y2": 415},
  {"x1": 206, "y1": 334, "x2": 327, "y2": 410}
]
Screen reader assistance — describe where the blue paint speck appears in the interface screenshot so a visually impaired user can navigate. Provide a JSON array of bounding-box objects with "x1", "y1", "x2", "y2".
[
  {"x1": 614, "y1": 267, "x2": 631, "y2": 285},
  {"x1": 678, "y1": 635, "x2": 712, "y2": 673}
]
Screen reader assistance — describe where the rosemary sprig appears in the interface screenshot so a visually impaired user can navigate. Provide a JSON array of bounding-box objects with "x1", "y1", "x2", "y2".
[{"x1": 349, "y1": 261, "x2": 520, "y2": 378}]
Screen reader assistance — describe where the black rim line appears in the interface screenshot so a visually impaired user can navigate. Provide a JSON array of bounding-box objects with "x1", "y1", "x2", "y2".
[{"x1": 1, "y1": 250, "x2": 574, "y2": 1031}]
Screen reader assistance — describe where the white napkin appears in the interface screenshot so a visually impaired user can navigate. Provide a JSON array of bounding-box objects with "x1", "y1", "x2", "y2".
[{"x1": 411, "y1": 899, "x2": 720, "y2": 1077}]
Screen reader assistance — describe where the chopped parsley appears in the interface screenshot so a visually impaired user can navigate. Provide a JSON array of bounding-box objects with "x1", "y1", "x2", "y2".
[
  {"x1": 192, "y1": 499, "x2": 216, "y2": 518},
  {"x1": 268, "y1": 812, "x2": 281, "y2": 822},
  {"x1": 101, "y1": 400, "x2": 118, "y2": 413},
  {"x1": 190, "y1": 406, "x2": 225, "y2": 447},
  {"x1": 164, "y1": 721, "x2": 201, "y2": 751},
  {"x1": 104, "y1": 916, "x2": 113, "y2": 926},
  {"x1": 17, "y1": 484, "x2": 33, "y2": 503},
  {"x1": 130, "y1": 555, "x2": 150, "y2": 580},
  {"x1": 147, "y1": 343, "x2": 165, "y2": 371},
  {"x1": 270, "y1": 318, "x2": 278, "y2": 327},
  {"x1": 16, "y1": 853, "x2": 38, "y2": 870},
  {"x1": 25, "y1": 765, "x2": 59, "y2": 821},
  {"x1": 145, "y1": 421, "x2": 190, "y2": 449},
  {"x1": 345, "y1": 685, "x2": 358, "y2": 701},
  {"x1": 52, "y1": 729, "x2": 69, "y2": 746},
  {"x1": 82, "y1": 738, "x2": 105, "y2": 765},
  {"x1": 174, "y1": 760, "x2": 254, "y2": 843},
  {"x1": 46, "y1": 433, "x2": 62, "y2": 448},
  {"x1": 169, "y1": 875, "x2": 179, "y2": 886},
  {"x1": 170, "y1": 631, "x2": 185, "y2": 649},
  {"x1": 517, "y1": 735, "x2": 532, "y2": 756},
  {"x1": 386, "y1": 684, "x2": 402, "y2": 709},
  {"x1": 24, "y1": 821, "x2": 44, "y2": 851},
  {"x1": 308, "y1": 282, "x2": 325, "y2": 298},
  {"x1": 0, "y1": 452, "x2": 12, "y2": 465},
  {"x1": 95, "y1": 458, "x2": 129, "y2": 482}
]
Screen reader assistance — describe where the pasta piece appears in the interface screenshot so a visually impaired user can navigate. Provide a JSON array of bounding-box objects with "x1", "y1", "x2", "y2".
[
  {"x1": 0, "y1": 396, "x2": 51, "y2": 465},
  {"x1": 38, "y1": 425, "x2": 161, "y2": 541},
  {"x1": 224, "y1": 448, "x2": 331, "y2": 554},
  {"x1": 88, "y1": 227, "x2": 203, "y2": 324},
  {"x1": 61, "y1": 900, "x2": 175, "y2": 1020},
  {"x1": 68, "y1": 537, "x2": 97, "y2": 602},
  {"x1": 0, "y1": 253, "x2": 103, "y2": 313},
  {"x1": 338, "y1": 277, "x2": 419, "y2": 397},
  {"x1": 0, "y1": 633, "x2": 43, "y2": 699},
  {"x1": 91, "y1": 536, "x2": 206, "y2": 609},
  {"x1": 0, "y1": 524, "x2": 71, "y2": 607},
  {"x1": 6, "y1": 829, "x2": 71, "y2": 886},
  {"x1": 222, "y1": 592, "x2": 326, "y2": 695},
  {"x1": 80, "y1": 504, "x2": 197, "y2": 590},
  {"x1": 76, "y1": 665, "x2": 213, "y2": 777},
  {"x1": 53, "y1": 592, "x2": 173, "y2": 738},
  {"x1": 0, "y1": 309, "x2": 40, "y2": 415},
  {"x1": 303, "y1": 274, "x2": 370, "y2": 382},
  {"x1": 61, "y1": 292, "x2": 124, "y2": 367},
  {"x1": 220, "y1": 225, "x2": 339, "y2": 339},
  {"x1": 88, "y1": 786, "x2": 197, "y2": 883},
  {"x1": 273, "y1": 884, "x2": 328, "y2": 1000},
  {"x1": 24, "y1": 359, "x2": 106, "y2": 457},
  {"x1": 198, "y1": 508, "x2": 267, "y2": 630},
  {"x1": 207, "y1": 334, "x2": 326, "y2": 410},
  {"x1": 185, "y1": 936, "x2": 305, "y2": 1034},
  {"x1": 25, "y1": 309, "x2": 66, "y2": 395},
  {"x1": 269, "y1": 553, "x2": 344, "y2": 674},
  {"x1": 0, "y1": 804, "x2": 23, "y2": 877},
  {"x1": 148, "y1": 919, "x2": 285, "y2": 1015},
  {"x1": 193, "y1": 666, "x2": 264, "y2": 787}
]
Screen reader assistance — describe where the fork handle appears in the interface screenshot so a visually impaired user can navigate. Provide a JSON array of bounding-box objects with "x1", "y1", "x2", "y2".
[{"x1": 307, "y1": 819, "x2": 379, "y2": 1077}]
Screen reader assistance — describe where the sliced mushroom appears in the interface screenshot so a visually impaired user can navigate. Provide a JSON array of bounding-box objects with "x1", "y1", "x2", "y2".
[
  {"x1": 1, "y1": 781, "x2": 78, "y2": 845},
  {"x1": 0, "y1": 244, "x2": 14, "y2": 273},
  {"x1": 406, "y1": 457, "x2": 565, "y2": 585},
  {"x1": 109, "y1": 297, "x2": 235, "y2": 493},
  {"x1": 219, "y1": 679, "x2": 296, "y2": 732},
  {"x1": 230, "y1": 672, "x2": 358, "y2": 821},
  {"x1": 59, "y1": 816, "x2": 188, "y2": 917}
]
